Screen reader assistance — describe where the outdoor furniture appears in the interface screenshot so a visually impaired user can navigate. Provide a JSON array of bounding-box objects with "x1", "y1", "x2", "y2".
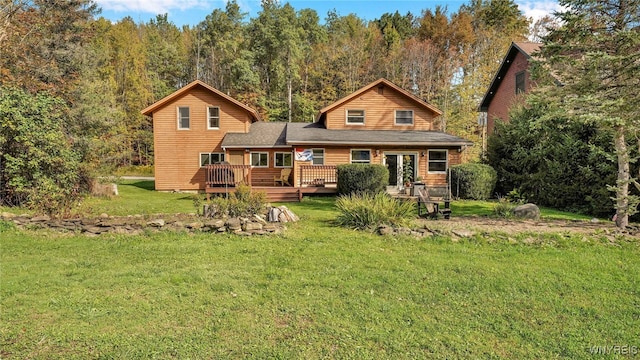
[
  {"x1": 274, "y1": 168, "x2": 292, "y2": 186},
  {"x1": 417, "y1": 186, "x2": 451, "y2": 219}
]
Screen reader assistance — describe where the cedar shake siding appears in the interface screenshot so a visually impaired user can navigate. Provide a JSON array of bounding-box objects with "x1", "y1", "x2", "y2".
[{"x1": 479, "y1": 42, "x2": 541, "y2": 134}]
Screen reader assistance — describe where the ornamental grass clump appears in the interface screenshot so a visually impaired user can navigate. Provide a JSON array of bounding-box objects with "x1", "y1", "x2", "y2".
[{"x1": 335, "y1": 192, "x2": 415, "y2": 230}]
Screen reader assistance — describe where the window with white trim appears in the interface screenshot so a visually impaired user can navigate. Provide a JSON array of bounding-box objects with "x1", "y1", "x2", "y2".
[
  {"x1": 428, "y1": 150, "x2": 448, "y2": 173},
  {"x1": 351, "y1": 149, "x2": 371, "y2": 164},
  {"x1": 207, "y1": 106, "x2": 220, "y2": 129},
  {"x1": 346, "y1": 109, "x2": 365, "y2": 125},
  {"x1": 250, "y1": 152, "x2": 268, "y2": 167},
  {"x1": 312, "y1": 148, "x2": 324, "y2": 165},
  {"x1": 395, "y1": 110, "x2": 414, "y2": 125},
  {"x1": 200, "y1": 153, "x2": 225, "y2": 166},
  {"x1": 274, "y1": 152, "x2": 292, "y2": 167},
  {"x1": 177, "y1": 106, "x2": 190, "y2": 129}
]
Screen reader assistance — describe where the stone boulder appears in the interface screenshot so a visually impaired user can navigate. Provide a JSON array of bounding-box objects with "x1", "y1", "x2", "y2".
[{"x1": 512, "y1": 203, "x2": 540, "y2": 220}]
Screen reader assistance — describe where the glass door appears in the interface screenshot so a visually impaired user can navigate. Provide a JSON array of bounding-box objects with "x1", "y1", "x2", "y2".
[{"x1": 384, "y1": 153, "x2": 417, "y2": 189}]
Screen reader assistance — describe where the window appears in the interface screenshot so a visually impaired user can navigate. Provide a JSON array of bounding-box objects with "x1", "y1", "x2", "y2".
[
  {"x1": 250, "y1": 152, "x2": 268, "y2": 167},
  {"x1": 200, "y1": 153, "x2": 225, "y2": 167},
  {"x1": 428, "y1": 150, "x2": 448, "y2": 173},
  {"x1": 515, "y1": 71, "x2": 526, "y2": 94},
  {"x1": 351, "y1": 149, "x2": 371, "y2": 164},
  {"x1": 274, "y1": 152, "x2": 292, "y2": 167},
  {"x1": 207, "y1": 106, "x2": 220, "y2": 129},
  {"x1": 177, "y1": 107, "x2": 190, "y2": 129},
  {"x1": 346, "y1": 109, "x2": 365, "y2": 125},
  {"x1": 395, "y1": 110, "x2": 414, "y2": 125},
  {"x1": 312, "y1": 148, "x2": 324, "y2": 165}
]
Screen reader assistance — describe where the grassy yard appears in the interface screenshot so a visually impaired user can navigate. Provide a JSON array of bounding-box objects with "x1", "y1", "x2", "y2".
[{"x1": 1, "y1": 185, "x2": 638, "y2": 358}]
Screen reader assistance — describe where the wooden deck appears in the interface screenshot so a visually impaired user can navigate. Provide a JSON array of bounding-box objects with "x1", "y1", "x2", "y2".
[{"x1": 205, "y1": 164, "x2": 338, "y2": 202}]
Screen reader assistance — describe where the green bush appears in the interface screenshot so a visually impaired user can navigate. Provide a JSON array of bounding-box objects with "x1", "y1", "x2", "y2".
[
  {"x1": 337, "y1": 164, "x2": 389, "y2": 195},
  {"x1": 205, "y1": 184, "x2": 267, "y2": 218},
  {"x1": 0, "y1": 86, "x2": 84, "y2": 217},
  {"x1": 493, "y1": 196, "x2": 516, "y2": 218},
  {"x1": 335, "y1": 192, "x2": 414, "y2": 230},
  {"x1": 450, "y1": 163, "x2": 497, "y2": 200}
]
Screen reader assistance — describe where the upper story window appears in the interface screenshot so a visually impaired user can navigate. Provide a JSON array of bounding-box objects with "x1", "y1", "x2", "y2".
[
  {"x1": 515, "y1": 71, "x2": 526, "y2": 94},
  {"x1": 351, "y1": 149, "x2": 371, "y2": 164},
  {"x1": 207, "y1": 106, "x2": 220, "y2": 129},
  {"x1": 346, "y1": 109, "x2": 365, "y2": 125},
  {"x1": 312, "y1": 148, "x2": 324, "y2": 165},
  {"x1": 177, "y1": 106, "x2": 190, "y2": 130},
  {"x1": 395, "y1": 110, "x2": 414, "y2": 125},
  {"x1": 200, "y1": 153, "x2": 225, "y2": 167},
  {"x1": 274, "y1": 152, "x2": 292, "y2": 168},
  {"x1": 250, "y1": 152, "x2": 268, "y2": 167},
  {"x1": 428, "y1": 150, "x2": 448, "y2": 173}
]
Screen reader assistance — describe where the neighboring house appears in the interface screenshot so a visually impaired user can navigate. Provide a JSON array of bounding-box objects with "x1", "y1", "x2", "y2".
[
  {"x1": 479, "y1": 42, "x2": 542, "y2": 135},
  {"x1": 142, "y1": 78, "x2": 473, "y2": 200}
]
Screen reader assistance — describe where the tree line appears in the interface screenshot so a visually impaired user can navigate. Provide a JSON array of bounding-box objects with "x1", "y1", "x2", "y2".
[{"x1": 1, "y1": 0, "x2": 531, "y2": 170}]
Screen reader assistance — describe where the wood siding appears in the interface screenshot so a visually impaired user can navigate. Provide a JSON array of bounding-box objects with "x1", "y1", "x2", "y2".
[
  {"x1": 153, "y1": 87, "x2": 254, "y2": 191},
  {"x1": 324, "y1": 85, "x2": 436, "y2": 131},
  {"x1": 486, "y1": 50, "x2": 533, "y2": 134},
  {"x1": 291, "y1": 147, "x2": 462, "y2": 187}
]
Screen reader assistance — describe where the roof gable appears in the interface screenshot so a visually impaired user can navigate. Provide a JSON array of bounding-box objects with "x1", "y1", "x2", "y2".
[
  {"x1": 141, "y1": 80, "x2": 261, "y2": 121},
  {"x1": 317, "y1": 78, "x2": 442, "y2": 121},
  {"x1": 478, "y1": 42, "x2": 541, "y2": 111}
]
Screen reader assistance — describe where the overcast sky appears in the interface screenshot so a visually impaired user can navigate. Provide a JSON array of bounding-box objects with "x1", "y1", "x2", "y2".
[{"x1": 95, "y1": 0, "x2": 562, "y2": 28}]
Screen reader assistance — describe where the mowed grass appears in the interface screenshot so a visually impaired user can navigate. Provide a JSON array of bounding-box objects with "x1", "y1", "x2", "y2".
[
  {"x1": 1, "y1": 196, "x2": 639, "y2": 359},
  {"x1": 75, "y1": 180, "x2": 196, "y2": 216}
]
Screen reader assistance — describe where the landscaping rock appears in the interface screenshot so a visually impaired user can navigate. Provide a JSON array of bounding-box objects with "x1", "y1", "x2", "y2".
[
  {"x1": 147, "y1": 219, "x2": 165, "y2": 227},
  {"x1": 226, "y1": 218, "x2": 242, "y2": 231},
  {"x1": 243, "y1": 222, "x2": 263, "y2": 231},
  {"x1": 378, "y1": 225, "x2": 393, "y2": 236},
  {"x1": 204, "y1": 219, "x2": 225, "y2": 229},
  {"x1": 452, "y1": 229, "x2": 475, "y2": 238},
  {"x1": 512, "y1": 203, "x2": 540, "y2": 220}
]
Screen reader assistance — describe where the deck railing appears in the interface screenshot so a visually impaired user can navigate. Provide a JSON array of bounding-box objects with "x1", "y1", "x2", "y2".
[
  {"x1": 299, "y1": 165, "x2": 337, "y2": 186},
  {"x1": 205, "y1": 164, "x2": 251, "y2": 187}
]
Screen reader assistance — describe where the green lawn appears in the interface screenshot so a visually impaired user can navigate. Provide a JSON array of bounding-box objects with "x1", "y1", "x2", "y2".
[{"x1": 1, "y1": 195, "x2": 638, "y2": 358}]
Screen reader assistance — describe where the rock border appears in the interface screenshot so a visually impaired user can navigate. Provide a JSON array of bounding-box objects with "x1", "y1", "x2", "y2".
[{"x1": 0, "y1": 207, "x2": 298, "y2": 236}]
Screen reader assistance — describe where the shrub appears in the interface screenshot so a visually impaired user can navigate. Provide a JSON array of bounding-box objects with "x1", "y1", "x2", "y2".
[
  {"x1": 450, "y1": 163, "x2": 497, "y2": 200},
  {"x1": 335, "y1": 192, "x2": 414, "y2": 230},
  {"x1": 493, "y1": 196, "x2": 516, "y2": 218},
  {"x1": 337, "y1": 164, "x2": 389, "y2": 195},
  {"x1": 204, "y1": 184, "x2": 267, "y2": 218},
  {"x1": 0, "y1": 86, "x2": 84, "y2": 217}
]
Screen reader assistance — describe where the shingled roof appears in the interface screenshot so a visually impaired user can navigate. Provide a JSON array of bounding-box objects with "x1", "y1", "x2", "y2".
[
  {"x1": 286, "y1": 122, "x2": 473, "y2": 147},
  {"x1": 221, "y1": 122, "x2": 288, "y2": 149}
]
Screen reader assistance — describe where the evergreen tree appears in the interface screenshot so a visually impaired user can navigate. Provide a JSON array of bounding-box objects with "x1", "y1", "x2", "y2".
[{"x1": 538, "y1": 0, "x2": 640, "y2": 227}]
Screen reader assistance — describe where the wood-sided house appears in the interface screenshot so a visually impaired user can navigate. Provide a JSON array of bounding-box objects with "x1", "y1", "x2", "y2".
[{"x1": 142, "y1": 78, "x2": 473, "y2": 201}]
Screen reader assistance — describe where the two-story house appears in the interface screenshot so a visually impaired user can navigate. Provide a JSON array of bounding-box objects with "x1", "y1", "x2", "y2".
[
  {"x1": 142, "y1": 78, "x2": 473, "y2": 201},
  {"x1": 479, "y1": 42, "x2": 542, "y2": 135}
]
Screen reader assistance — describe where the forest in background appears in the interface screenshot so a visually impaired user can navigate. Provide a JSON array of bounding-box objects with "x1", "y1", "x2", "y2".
[{"x1": 1, "y1": 0, "x2": 538, "y2": 169}]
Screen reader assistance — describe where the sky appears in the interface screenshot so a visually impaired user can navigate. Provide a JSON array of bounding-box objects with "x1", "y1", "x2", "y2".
[{"x1": 95, "y1": 0, "x2": 562, "y2": 28}]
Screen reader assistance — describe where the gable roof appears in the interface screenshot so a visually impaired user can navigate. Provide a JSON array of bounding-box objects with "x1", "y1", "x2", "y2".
[
  {"x1": 286, "y1": 122, "x2": 473, "y2": 147},
  {"x1": 141, "y1": 80, "x2": 261, "y2": 121},
  {"x1": 317, "y1": 78, "x2": 442, "y2": 121},
  {"x1": 478, "y1": 42, "x2": 542, "y2": 112},
  {"x1": 221, "y1": 122, "x2": 288, "y2": 149}
]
